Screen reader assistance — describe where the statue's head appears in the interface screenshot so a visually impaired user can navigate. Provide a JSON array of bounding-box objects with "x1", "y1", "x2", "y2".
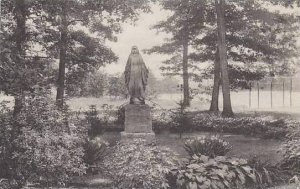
[{"x1": 131, "y1": 46, "x2": 139, "y2": 54}]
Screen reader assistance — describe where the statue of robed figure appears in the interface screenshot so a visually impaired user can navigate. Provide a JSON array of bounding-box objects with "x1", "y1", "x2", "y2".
[{"x1": 124, "y1": 46, "x2": 149, "y2": 104}]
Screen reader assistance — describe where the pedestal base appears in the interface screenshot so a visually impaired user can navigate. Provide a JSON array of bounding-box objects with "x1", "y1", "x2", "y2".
[
  {"x1": 121, "y1": 104, "x2": 155, "y2": 143},
  {"x1": 120, "y1": 131, "x2": 155, "y2": 143}
]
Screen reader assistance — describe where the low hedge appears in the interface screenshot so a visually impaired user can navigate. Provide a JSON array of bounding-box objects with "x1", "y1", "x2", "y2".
[{"x1": 153, "y1": 112, "x2": 299, "y2": 140}]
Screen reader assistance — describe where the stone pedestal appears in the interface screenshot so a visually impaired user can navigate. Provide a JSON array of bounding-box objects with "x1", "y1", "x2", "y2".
[{"x1": 121, "y1": 104, "x2": 155, "y2": 142}]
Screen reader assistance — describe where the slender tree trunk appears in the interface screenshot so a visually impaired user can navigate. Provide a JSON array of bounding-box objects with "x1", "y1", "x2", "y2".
[
  {"x1": 13, "y1": 0, "x2": 26, "y2": 116},
  {"x1": 209, "y1": 49, "x2": 221, "y2": 113},
  {"x1": 215, "y1": 0, "x2": 234, "y2": 117},
  {"x1": 56, "y1": 2, "x2": 68, "y2": 109},
  {"x1": 182, "y1": 38, "x2": 190, "y2": 107}
]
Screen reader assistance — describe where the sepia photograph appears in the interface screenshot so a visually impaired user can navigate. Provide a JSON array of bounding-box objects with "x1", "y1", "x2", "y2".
[{"x1": 0, "y1": 0, "x2": 300, "y2": 188}]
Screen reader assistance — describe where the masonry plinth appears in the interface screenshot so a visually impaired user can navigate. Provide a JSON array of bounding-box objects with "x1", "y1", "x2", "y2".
[{"x1": 121, "y1": 104, "x2": 155, "y2": 142}]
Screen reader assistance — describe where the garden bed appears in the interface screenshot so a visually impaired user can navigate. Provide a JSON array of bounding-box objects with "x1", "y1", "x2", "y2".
[
  {"x1": 153, "y1": 111, "x2": 300, "y2": 140},
  {"x1": 99, "y1": 131, "x2": 283, "y2": 164}
]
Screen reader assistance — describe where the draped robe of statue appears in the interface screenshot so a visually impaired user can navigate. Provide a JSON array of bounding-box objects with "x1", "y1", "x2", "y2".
[{"x1": 124, "y1": 46, "x2": 149, "y2": 104}]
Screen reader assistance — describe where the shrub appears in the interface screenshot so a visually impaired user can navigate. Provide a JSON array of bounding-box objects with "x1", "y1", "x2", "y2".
[
  {"x1": 103, "y1": 139, "x2": 179, "y2": 189},
  {"x1": 170, "y1": 101, "x2": 192, "y2": 136},
  {"x1": 85, "y1": 105, "x2": 102, "y2": 136},
  {"x1": 190, "y1": 113, "x2": 294, "y2": 139},
  {"x1": 152, "y1": 102, "x2": 192, "y2": 135},
  {"x1": 83, "y1": 137, "x2": 109, "y2": 166},
  {"x1": 184, "y1": 135, "x2": 232, "y2": 158},
  {"x1": 115, "y1": 104, "x2": 125, "y2": 126},
  {"x1": 280, "y1": 139, "x2": 300, "y2": 173},
  {"x1": 0, "y1": 91, "x2": 87, "y2": 187},
  {"x1": 85, "y1": 104, "x2": 121, "y2": 135},
  {"x1": 247, "y1": 157, "x2": 285, "y2": 188},
  {"x1": 152, "y1": 110, "x2": 173, "y2": 133},
  {"x1": 0, "y1": 101, "x2": 14, "y2": 179},
  {"x1": 167, "y1": 155, "x2": 258, "y2": 189}
]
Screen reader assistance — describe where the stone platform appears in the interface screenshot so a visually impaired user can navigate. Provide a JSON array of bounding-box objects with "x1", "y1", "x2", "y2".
[{"x1": 121, "y1": 104, "x2": 155, "y2": 142}]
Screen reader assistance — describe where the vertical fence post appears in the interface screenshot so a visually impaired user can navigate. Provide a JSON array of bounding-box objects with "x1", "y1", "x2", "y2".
[
  {"x1": 283, "y1": 81, "x2": 285, "y2": 106},
  {"x1": 290, "y1": 78, "x2": 292, "y2": 107},
  {"x1": 257, "y1": 82, "x2": 260, "y2": 109},
  {"x1": 249, "y1": 82, "x2": 252, "y2": 108},
  {"x1": 271, "y1": 80, "x2": 273, "y2": 108}
]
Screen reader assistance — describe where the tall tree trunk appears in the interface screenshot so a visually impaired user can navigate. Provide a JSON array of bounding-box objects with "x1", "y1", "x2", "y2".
[
  {"x1": 209, "y1": 49, "x2": 221, "y2": 113},
  {"x1": 182, "y1": 38, "x2": 190, "y2": 107},
  {"x1": 56, "y1": 2, "x2": 68, "y2": 109},
  {"x1": 215, "y1": 0, "x2": 234, "y2": 117},
  {"x1": 13, "y1": 0, "x2": 26, "y2": 116}
]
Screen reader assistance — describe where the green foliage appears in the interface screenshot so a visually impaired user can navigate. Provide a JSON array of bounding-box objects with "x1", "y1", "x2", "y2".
[
  {"x1": 152, "y1": 101, "x2": 192, "y2": 135},
  {"x1": 167, "y1": 155, "x2": 257, "y2": 189},
  {"x1": 0, "y1": 90, "x2": 87, "y2": 186},
  {"x1": 0, "y1": 101, "x2": 14, "y2": 179},
  {"x1": 0, "y1": 0, "x2": 48, "y2": 97},
  {"x1": 152, "y1": 110, "x2": 174, "y2": 133},
  {"x1": 191, "y1": 113, "x2": 295, "y2": 139},
  {"x1": 40, "y1": 0, "x2": 153, "y2": 90},
  {"x1": 270, "y1": 0, "x2": 300, "y2": 7},
  {"x1": 66, "y1": 71, "x2": 108, "y2": 98},
  {"x1": 83, "y1": 137, "x2": 109, "y2": 169},
  {"x1": 85, "y1": 104, "x2": 120, "y2": 136},
  {"x1": 280, "y1": 139, "x2": 300, "y2": 173},
  {"x1": 184, "y1": 135, "x2": 232, "y2": 158},
  {"x1": 85, "y1": 105, "x2": 100, "y2": 136},
  {"x1": 247, "y1": 157, "x2": 285, "y2": 188},
  {"x1": 107, "y1": 74, "x2": 128, "y2": 99},
  {"x1": 103, "y1": 139, "x2": 179, "y2": 189},
  {"x1": 156, "y1": 77, "x2": 179, "y2": 94},
  {"x1": 152, "y1": 111, "x2": 298, "y2": 139},
  {"x1": 147, "y1": 0, "x2": 299, "y2": 89},
  {"x1": 115, "y1": 105, "x2": 126, "y2": 126},
  {"x1": 191, "y1": 0, "x2": 299, "y2": 78},
  {"x1": 171, "y1": 101, "x2": 191, "y2": 134}
]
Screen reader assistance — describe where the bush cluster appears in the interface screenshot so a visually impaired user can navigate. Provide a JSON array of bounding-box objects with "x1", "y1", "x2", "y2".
[
  {"x1": 190, "y1": 113, "x2": 295, "y2": 139},
  {"x1": 84, "y1": 104, "x2": 121, "y2": 136},
  {"x1": 280, "y1": 139, "x2": 300, "y2": 173},
  {"x1": 102, "y1": 139, "x2": 179, "y2": 189},
  {"x1": 152, "y1": 111, "x2": 298, "y2": 139},
  {"x1": 0, "y1": 92, "x2": 87, "y2": 187}
]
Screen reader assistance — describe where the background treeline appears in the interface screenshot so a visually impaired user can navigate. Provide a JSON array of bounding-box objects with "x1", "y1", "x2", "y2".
[{"x1": 66, "y1": 70, "x2": 180, "y2": 98}]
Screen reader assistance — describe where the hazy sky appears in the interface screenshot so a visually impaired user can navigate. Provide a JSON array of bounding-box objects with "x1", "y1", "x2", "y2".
[{"x1": 102, "y1": 4, "x2": 172, "y2": 78}]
